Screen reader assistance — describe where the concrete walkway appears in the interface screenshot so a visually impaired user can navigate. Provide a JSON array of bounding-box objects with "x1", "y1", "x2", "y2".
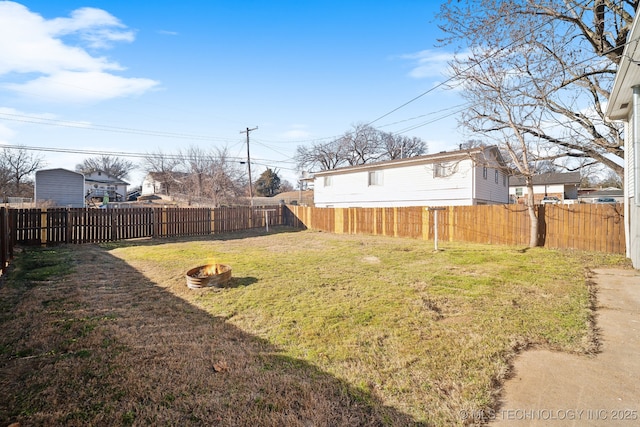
[{"x1": 491, "y1": 268, "x2": 640, "y2": 426}]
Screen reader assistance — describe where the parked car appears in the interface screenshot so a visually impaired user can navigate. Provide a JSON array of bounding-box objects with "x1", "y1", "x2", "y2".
[
  {"x1": 595, "y1": 197, "x2": 617, "y2": 204},
  {"x1": 541, "y1": 196, "x2": 560, "y2": 204}
]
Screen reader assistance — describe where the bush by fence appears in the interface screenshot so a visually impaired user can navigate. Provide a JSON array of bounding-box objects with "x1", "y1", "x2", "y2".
[{"x1": 0, "y1": 203, "x2": 627, "y2": 275}]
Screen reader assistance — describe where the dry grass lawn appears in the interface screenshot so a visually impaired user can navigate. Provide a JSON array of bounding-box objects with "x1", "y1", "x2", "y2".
[{"x1": 0, "y1": 227, "x2": 631, "y2": 426}]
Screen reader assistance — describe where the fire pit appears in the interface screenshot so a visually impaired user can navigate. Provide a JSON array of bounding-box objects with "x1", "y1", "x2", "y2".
[{"x1": 186, "y1": 264, "x2": 232, "y2": 289}]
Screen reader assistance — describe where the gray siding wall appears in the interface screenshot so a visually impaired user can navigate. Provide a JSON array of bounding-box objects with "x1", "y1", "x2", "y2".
[{"x1": 35, "y1": 169, "x2": 85, "y2": 207}]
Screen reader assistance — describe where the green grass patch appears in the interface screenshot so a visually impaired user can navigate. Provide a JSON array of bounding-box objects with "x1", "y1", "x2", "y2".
[
  {"x1": 105, "y1": 229, "x2": 630, "y2": 424},
  {"x1": 5, "y1": 246, "x2": 74, "y2": 284}
]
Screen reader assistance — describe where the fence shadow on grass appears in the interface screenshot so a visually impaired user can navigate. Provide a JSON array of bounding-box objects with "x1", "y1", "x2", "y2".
[
  {"x1": 101, "y1": 225, "x2": 304, "y2": 250},
  {"x1": 0, "y1": 244, "x2": 425, "y2": 426}
]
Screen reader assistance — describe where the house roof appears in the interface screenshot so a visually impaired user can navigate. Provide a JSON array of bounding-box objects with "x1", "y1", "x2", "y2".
[
  {"x1": 312, "y1": 146, "x2": 504, "y2": 176},
  {"x1": 84, "y1": 176, "x2": 129, "y2": 186},
  {"x1": 606, "y1": 14, "x2": 640, "y2": 121},
  {"x1": 509, "y1": 172, "x2": 581, "y2": 186},
  {"x1": 36, "y1": 168, "x2": 84, "y2": 178},
  {"x1": 83, "y1": 171, "x2": 129, "y2": 186}
]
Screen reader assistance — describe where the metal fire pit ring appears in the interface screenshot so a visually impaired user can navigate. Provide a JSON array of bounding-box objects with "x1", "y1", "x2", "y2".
[{"x1": 186, "y1": 264, "x2": 232, "y2": 289}]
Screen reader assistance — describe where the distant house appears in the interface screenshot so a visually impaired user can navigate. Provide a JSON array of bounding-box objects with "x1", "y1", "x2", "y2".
[
  {"x1": 141, "y1": 172, "x2": 189, "y2": 196},
  {"x1": 35, "y1": 168, "x2": 85, "y2": 207},
  {"x1": 577, "y1": 187, "x2": 624, "y2": 204},
  {"x1": 509, "y1": 172, "x2": 581, "y2": 204},
  {"x1": 312, "y1": 146, "x2": 509, "y2": 208},
  {"x1": 604, "y1": 11, "x2": 640, "y2": 268},
  {"x1": 84, "y1": 171, "x2": 128, "y2": 202}
]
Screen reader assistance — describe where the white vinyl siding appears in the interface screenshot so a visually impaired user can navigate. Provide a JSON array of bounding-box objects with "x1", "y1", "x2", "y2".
[{"x1": 474, "y1": 167, "x2": 509, "y2": 204}]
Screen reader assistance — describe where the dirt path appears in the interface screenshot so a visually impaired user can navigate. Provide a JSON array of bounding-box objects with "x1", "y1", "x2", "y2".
[{"x1": 491, "y1": 268, "x2": 640, "y2": 426}]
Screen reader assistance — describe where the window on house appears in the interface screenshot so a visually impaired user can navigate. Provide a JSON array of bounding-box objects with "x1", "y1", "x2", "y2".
[
  {"x1": 495, "y1": 170, "x2": 499, "y2": 184},
  {"x1": 368, "y1": 170, "x2": 383, "y2": 186},
  {"x1": 434, "y1": 163, "x2": 446, "y2": 178},
  {"x1": 324, "y1": 176, "x2": 332, "y2": 187},
  {"x1": 515, "y1": 187, "x2": 523, "y2": 196},
  {"x1": 483, "y1": 166, "x2": 488, "y2": 179}
]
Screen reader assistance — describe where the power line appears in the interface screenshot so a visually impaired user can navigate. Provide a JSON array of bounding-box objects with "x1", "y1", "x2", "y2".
[
  {"x1": 0, "y1": 112, "x2": 237, "y2": 142},
  {"x1": 364, "y1": 0, "x2": 593, "y2": 127}
]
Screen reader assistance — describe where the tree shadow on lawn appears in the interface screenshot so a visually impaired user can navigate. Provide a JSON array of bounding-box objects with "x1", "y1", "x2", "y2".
[{"x1": 0, "y1": 244, "x2": 425, "y2": 426}]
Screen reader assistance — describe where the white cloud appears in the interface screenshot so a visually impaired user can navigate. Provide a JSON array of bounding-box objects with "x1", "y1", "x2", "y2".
[
  {"x1": 0, "y1": 2, "x2": 158, "y2": 103},
  {"x1": 47, "y1": 7, "x2": 135, "y2": 48},
  {"x1": 400, "y1": 49, "x2": 456, "y2": 79},
  {"x1": 5, "y1": 71, "x2": 158, "y2": 104}
]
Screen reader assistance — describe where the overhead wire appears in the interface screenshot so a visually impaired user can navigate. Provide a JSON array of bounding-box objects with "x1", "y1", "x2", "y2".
[
  {"x1": 0, "y1": 111, "x2": 237, "y2": 142},
  {"x1": 1, "y1": 0, "x2": 612, "y2": 165},
  {"x1": 364, "y1": 0, "x2": 594, "y2": 128}
]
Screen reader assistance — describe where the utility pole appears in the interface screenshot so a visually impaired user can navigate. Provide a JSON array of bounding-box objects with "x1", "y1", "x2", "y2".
[{"x1": 240, "y1": 126, "x2": 258, "y2": 206}]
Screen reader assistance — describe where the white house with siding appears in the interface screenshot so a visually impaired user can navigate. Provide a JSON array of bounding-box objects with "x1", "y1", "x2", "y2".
[
  {"x1": 605, "y1": 13, "x2": 640, "y2": 269},
  {"x1": 34, "y1": 168, "x2": 85, "y2": 207},
  {"x1": 509, "y1": 172, "x2": 581, "y2": 204},
  {"x1": 84, "y1": 170, "x2": 128, "y2": 202},
  {"x1": 312, "y1": 146, "x2": 509, "y2": 208}
]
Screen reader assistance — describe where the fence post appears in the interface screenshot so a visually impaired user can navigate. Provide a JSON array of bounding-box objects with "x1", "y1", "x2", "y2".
[
  {"x1": 422, "y1": 208, "x2": 430, "y2": 241},
  {"x1": 110, "y1": 207, "x2": 117, "y2": 242},
  {"x1": 393, "y1": 207, "x2": 399, "y2": 237},
  {"x1": 448, "y1": 207, "x2": 454, "y2": 242},
  {"x1": 0, "y1": 208, "x2": 7, "y2": 274},
  {"x1": 40, "y1": 208, "x2": 47, "y2": 246}
]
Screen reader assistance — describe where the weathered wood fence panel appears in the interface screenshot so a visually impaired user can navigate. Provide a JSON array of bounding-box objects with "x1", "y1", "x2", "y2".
[
  {"x1": 6, "y1": 205, "x2": 287, "y2": 247},
  {"x1": 285, "y1": 204, "x2": 626, "y2": 255},
  {"x1": 0, "y1": 208, "x2": 12, "y2": 274}
]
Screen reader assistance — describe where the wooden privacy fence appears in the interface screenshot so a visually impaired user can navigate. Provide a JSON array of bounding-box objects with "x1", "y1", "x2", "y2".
[
  {"x1": 0, "y1": 203, "x2": 627, "y2": 274},
  {"x1": 285, "y1": 204, "x2": 626, "y2": 255},
  {"x1": 10, "y1": 205, "x2": 285, "y2": 245}
]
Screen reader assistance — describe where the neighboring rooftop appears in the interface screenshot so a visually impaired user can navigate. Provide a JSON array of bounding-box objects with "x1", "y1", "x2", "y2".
[{"x1": 509, "y1": 172, "x2": 581, "y2": 186}]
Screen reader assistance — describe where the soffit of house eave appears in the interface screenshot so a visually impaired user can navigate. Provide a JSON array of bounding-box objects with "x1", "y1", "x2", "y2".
[{"x1": 607, "y1": 16, "x2": 640, "y2": 121}]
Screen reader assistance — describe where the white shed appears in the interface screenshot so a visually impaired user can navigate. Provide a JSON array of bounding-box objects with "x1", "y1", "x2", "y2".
[
  {"x1": 35, "y1": 168, "x2": 85, "y2": 207},
  {"x1": 312, "y1": 146, "x2": 509, "y2": 208}
]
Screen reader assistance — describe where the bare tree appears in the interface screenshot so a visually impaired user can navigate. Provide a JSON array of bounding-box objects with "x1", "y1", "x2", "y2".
[
  {"x1": 180, "y1": 146, "x2": 212, "y2": 198},
  {"x1": 451, "y1": 42, "x2": 554, "y2": 247},
  {"x1": 76, "y1": 154, "x2": 135, "y2": 180},
  {"x1": 204, "y1": 147, "x2": 245, "y2": 206},
  {"x1": 1, "y1": 145, "x2": 44, "y2": 198},
  {"x1": 295, "y1": 139, "x2": 345, "y2": 171},
  {"x1": 295, "y1": 124, "x2": 427, "y2": 171},
  {"x1": 141, "y1": 149, "x2": 183, "y2": 196},
  {"x1": 381, "y1": 133, "x2": 427, "y2": 160},
  {"x1": 437, "y1": 0, "x2": 636, "y2": 180},
  {"x1": 340, "y1": 123, "x2": 385, "y2": 166}
]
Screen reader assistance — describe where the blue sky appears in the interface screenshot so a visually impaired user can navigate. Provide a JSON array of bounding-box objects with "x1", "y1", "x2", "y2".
[{"x1": 0, "y1": 1, "x2": 466, "y2": 187}]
